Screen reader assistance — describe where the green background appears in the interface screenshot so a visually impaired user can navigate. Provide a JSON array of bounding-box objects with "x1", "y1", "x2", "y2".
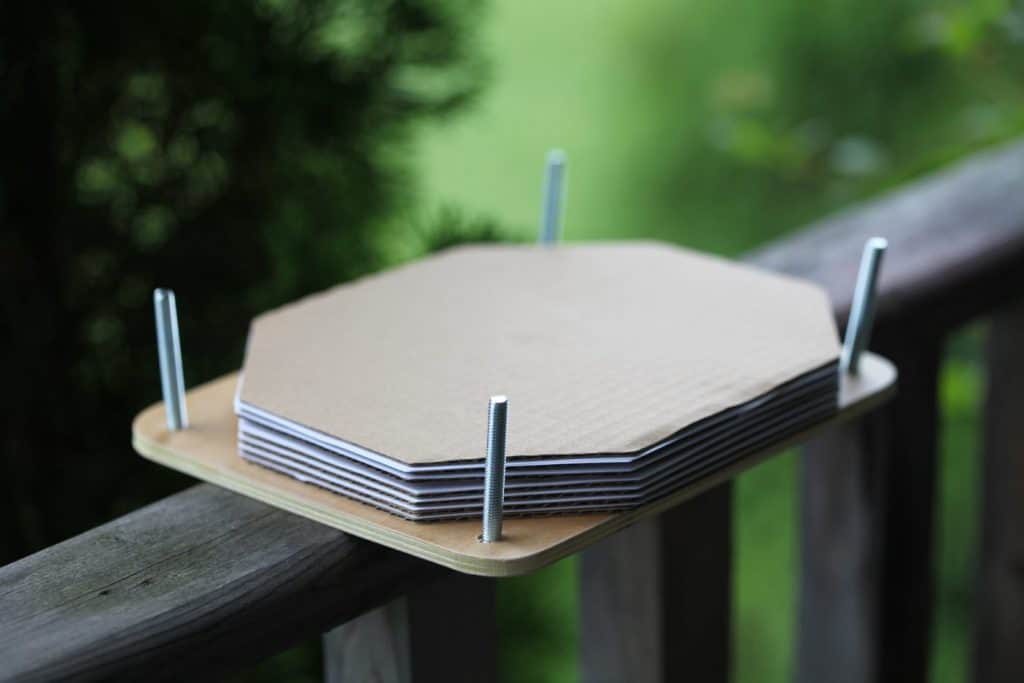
[
  {"x1": 400, "y1": 1, "x2": 1016, "y2": 681},
  {"x1": 4, "y1": 1, "x2": 1022, "y2": 681}
]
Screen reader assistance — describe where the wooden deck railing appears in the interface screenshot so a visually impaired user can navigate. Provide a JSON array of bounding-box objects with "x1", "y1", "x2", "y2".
[{"x1": 3, "y1": 140, "x2": 1024, "y2": 682}]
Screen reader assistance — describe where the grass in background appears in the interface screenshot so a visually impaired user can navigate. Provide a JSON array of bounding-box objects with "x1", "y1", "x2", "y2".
[
  {"x1": 931, "y1": 326, "x2": 985, "y2": 681},
  {"x1": 498, "y1": 558, "x2": 579, "y2": 682},
  {"x1": 734, "y1": 451, "x2": 799, "y2": 683}
]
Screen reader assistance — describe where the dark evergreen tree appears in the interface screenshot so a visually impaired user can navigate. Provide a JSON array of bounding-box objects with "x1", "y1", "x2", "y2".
[{"x1": 0, "y1": 0, "x2": 484, "y2": 561}]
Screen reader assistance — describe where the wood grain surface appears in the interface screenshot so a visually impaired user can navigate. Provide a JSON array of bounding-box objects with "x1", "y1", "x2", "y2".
[{"x1": 0, "y1": 484, "x2": 443, "y2": 681}]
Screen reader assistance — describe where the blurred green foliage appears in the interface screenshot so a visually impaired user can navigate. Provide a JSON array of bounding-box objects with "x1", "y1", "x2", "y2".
[
  {"x1": 1, "y1": 0, "x2": 1019, "y2": 681},
  {"x1": 1, "y1": 0, "x2": 484, "y2": 559},
  {"x1": 416, "y1": 0, "x2": 1024, "y2": 253}
]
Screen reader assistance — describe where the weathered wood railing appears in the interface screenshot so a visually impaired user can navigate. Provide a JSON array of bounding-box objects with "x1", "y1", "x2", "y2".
[{"x1": 3, "y1": 140, "x2": 1024, "y2": 682}]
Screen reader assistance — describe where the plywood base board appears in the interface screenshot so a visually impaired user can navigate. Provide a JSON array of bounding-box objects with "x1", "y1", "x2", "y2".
[{"x1": 132, "y1": 353, "x2": 896, "y2": 576}]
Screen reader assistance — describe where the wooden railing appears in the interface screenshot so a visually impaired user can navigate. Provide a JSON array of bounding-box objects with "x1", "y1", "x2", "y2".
[{"x1": 3, "y1": 140, "x2": 1024, "y2": 683}]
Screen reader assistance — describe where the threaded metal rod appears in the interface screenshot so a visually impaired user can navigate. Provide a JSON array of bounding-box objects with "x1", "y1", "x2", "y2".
[
  {"x1": 538, "y1": 149, "x2": 567, "y2": 245},
  {"x1": 154, "y1": 288, "x2": 188, "y2": 431},
  {"x1": 481, "y1": 395, "x2": 508, "y2": 543},
  {"x1": 840, "y1": 237, "x2": 887, "y2": 375}
]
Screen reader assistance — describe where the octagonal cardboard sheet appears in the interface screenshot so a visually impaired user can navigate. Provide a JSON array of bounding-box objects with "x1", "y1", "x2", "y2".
[{"x1": 237, "y1": 242, "x2": 840, "y2": 465}]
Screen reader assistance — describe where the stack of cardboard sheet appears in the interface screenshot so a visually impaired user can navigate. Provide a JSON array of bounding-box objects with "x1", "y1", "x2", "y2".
[{"x1": 234, "y1": 243, "x2": 840, "y2": 521}]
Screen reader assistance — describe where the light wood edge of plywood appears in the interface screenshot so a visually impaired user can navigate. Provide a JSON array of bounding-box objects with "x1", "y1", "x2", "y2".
[
  {"x1": 132, "y1": 432, "x2": 496, "y2": 574},
  {"x1": 132, "y1": 352, "x2": 896, "y2": 577}
]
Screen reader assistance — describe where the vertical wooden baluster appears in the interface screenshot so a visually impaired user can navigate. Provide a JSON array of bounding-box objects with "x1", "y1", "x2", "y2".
[
  {"x1": 798, "y1": 408, "x2": 886, "y2": 683},
  {"x1": 798, "y1": 338, "x2": 941, "y2": 683},
  {"x1": 974, "y1": 302, "x2": 1024, "y2": 682},
  {"x1": 324, "y1": 571, "x2": 497, "y2": 683},
  {"x1": 579, "y1": 483, "x2": 732, "y2": 683}
]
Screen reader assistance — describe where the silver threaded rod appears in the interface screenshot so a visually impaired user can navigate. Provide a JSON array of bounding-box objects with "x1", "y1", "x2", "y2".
[
  {"x1": 538, "y1": 149, "x2": 567, "y2": 245},
  {"x1": 840, "y1": 237, "x2": 887, "y2": 376},
  {"x1": 481, "y1": 395, "x2": 508, "y2": 543},
  {"x1": 154, "y1": 288, "x2": 188, "y2": 431}
]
